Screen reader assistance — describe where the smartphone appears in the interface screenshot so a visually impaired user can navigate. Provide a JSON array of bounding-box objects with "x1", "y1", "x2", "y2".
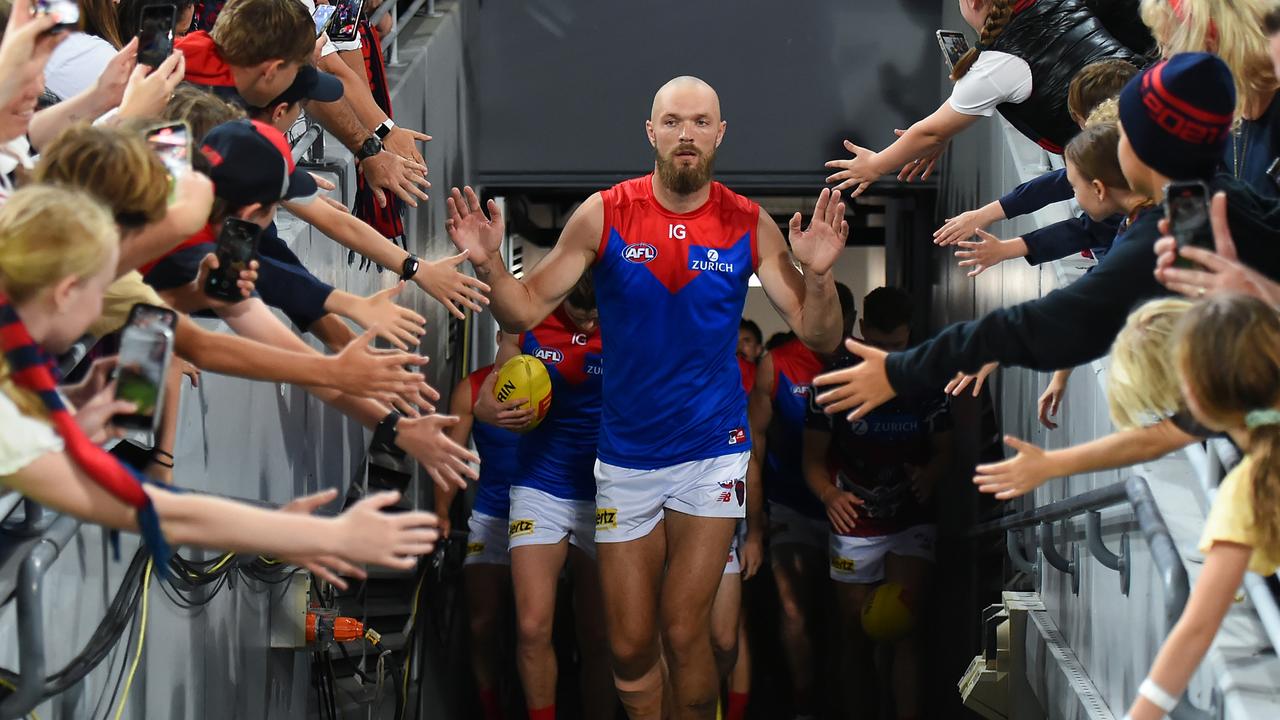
[
  {"x1": 35, "y1": 0, "x2": 80, "y2": 31},
  {"x1": 145, "y1": 120, "x2": 190, "y2": 181},
  {"x1": 1164, "y1": 180, "x2": 1213, "y2": 268},
  {"x1": 204, "y1": 218, "x2": 261, "y2": 302},
  {"x1": 113, "y1": 305, "x2": 177, "y2": 432},
  {"x1": 136, "y1": 2, "x2": 177, "y2": 68},
  {"x1": 313, "y1": 4, "x2": 338, "y2": 37},
  {"x1": 325, "y1": 0, "x2": 364, "y2": 43},
  {"x1": 936, "y1": 30, "x2": 969, "y2": 72},
  {"x1": 125, "y1": 302, "x2": 179, "y2": 331}
]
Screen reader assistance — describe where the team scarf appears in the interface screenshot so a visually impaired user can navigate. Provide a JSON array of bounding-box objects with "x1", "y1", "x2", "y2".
[
  {"x1": 352, "y1": 16, "x2": 407, "y2": 267},
  {"x1": 0, "y1": 294, "x2": 172, "y2": 570}
]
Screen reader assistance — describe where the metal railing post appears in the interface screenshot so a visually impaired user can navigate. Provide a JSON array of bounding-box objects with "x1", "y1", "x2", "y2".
[
  {"x1": 0, "y1": 514, "x2": 81, "y2": 719},
  {"x1": 1038, "y1": 521, "x2": 1079, "y2": 595},
  {"x1": 1085, "y1": 510, "x2": 1130, "y2": 595}
]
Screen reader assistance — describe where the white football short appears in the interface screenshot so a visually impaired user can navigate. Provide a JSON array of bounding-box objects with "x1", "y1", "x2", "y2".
[
  {"x1": 723, "y1": 520, "x2": 748, "y2": 575},
  {"x1": 594, "y1": 451, "x2": 749, "y2": 544},
  {"x1": 463, "y1": 511, "x2": 511, "y2": 567},
  {"x1": 828, "y1": 524, "x2": 937, "y2": 584},
  {"x1": 507, "y1": 486, "x2": 597, "y2": 559},
  {"x1": 767, "y1": 501, "x2": 829, "y2": 552}
]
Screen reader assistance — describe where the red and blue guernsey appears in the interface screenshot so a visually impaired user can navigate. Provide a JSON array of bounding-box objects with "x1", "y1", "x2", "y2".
[
  {"x1": 763, "y1": 338, "x2": 827, "y2": 520},
  {"x1": 515, "y1": 308, "x2": 604, "y2": 500},
  {"x1": 594, "y1": 175, "x2": 760, "y2": 469},
  {"x1": 468, "y1": 366, "x2": 520, "y2": 519}
]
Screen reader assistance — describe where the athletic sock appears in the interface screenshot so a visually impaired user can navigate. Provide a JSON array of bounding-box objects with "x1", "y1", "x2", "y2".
[
  {"x1": 478, "y1": 688, "x2": 502, "y2": 720},
  {"x1": 528, "y1": 705, "x2": 556, "y2": 720},
  {"x1": 726, "y1": 691, "x2": 749, "y2": 720}
]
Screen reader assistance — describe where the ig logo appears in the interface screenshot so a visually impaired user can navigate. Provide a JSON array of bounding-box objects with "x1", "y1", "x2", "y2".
[{"x1": 669, "y1": 224, "x2": 687, "y2": 240}]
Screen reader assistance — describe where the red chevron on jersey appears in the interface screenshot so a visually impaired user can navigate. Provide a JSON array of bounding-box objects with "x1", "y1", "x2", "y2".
[
  {"x1": 592, "y1": 175, "x2": 762, "y2": 469},
  {"x1": 520, "y1": 308, "x2": 603, "y2": 385},
  {"x1": 601, "y1": 177, "x2": 759, "y2": 297}
]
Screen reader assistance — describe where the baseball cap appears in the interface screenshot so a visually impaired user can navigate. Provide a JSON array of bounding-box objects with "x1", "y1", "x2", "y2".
[
  {"x1": 200, "y1": 119, "x2": 318, "y2": 206},
  {"x1": 265, "y1": 65, "x2": 344, "y2": 108}
]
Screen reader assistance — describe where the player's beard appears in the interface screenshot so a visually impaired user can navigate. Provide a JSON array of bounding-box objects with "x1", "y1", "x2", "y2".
[{"x1": 655, "y1": 145, "x2": 715, "y2": 195}]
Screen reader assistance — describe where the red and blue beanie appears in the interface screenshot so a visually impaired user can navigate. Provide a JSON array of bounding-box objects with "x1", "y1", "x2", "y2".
[{"x1": 1118, "y1": 52, "x2": 1234, "y2": 180}]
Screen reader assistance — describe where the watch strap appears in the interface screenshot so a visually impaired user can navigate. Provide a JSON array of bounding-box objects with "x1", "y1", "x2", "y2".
[
  {"x1": 375, "y1": 119, "x2": 396, "y2": 140},
  {"x1": 400, "y1": 254, "x2": 420, "y2": 281},
  {"x1": 371, "y1": 411, "x2": 402, "y2": 451}
]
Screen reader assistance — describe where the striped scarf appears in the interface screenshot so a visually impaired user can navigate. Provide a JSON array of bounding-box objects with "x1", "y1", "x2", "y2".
[{"x1": 0, "y1": 294, "x2": 171, "y2": 568}]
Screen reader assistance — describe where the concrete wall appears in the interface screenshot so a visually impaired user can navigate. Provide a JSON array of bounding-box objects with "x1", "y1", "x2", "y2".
[{"x1": 0, "y1": 4, "x2": 471, "y2": 718}]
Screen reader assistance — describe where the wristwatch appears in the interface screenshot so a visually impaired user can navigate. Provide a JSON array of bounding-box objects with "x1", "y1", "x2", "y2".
[
  {"x1": 375, "y1": 119, "x2": 396, "y2": 140},
  {"x1": 400, "y1": 254, "x2": 420, "y2": 281},
  {"x1": 355, "y1": 135, "x2": 384, "y2": 163},
  {"x1": 372, "y1": 410, "x2": 402, "y2": 451}
]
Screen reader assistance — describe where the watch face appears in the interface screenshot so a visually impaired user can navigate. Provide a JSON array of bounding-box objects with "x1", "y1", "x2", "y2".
[{"x1": 361, "y1": 137, "x2": 383, "y2": 158}]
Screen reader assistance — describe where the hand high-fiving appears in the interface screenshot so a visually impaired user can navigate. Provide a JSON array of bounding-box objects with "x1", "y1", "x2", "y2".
[
  {"x1": 788, "y1": 188, "x2": 848, "y2": 276},
  {"x1": 446, "y1": 186, "x2": 505, "y2": 269}
]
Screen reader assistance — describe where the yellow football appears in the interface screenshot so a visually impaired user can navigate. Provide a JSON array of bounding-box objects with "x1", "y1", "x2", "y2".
[
  {"x1": 493, "y1": 354, "x2": 553, "y2": 433},
  {"x1": 861, "y1": 581, "x2": 915, "y2": 642}
]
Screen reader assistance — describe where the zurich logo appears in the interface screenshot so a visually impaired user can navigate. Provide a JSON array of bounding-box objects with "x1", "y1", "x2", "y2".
[
  {"x1": 689, "y1": 245, "x2": 735, "y2": 273},
  {"x1": 533, "y1": 347, "x2": 564, "y2": 363},
  {"x1": 623, "y1": 243, "x2": 657, "y2": 264},
  {"x1": 851, "y1": 419, "x2": 869, "y2": 436}
]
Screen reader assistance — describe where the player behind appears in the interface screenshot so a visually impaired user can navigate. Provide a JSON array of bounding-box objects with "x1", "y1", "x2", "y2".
[
  {"x1": 803, "y1": 287, "x2": 952, "y2": 720},
  {"x1": 749, "y1": 282, "x2": 856, "y2": 719},
  {"x1": 499, "y1": 274, "x2": 613, "y2": 720},
  {"x1": 435, "y1": 331, "x2": 530, "y2": 720}
]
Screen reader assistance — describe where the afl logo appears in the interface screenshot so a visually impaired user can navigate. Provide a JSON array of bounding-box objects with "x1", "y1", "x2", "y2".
[
  {"x1": 623, "y1": 243, "x2": 657, "y2": 264},
  {"x1": 534, "y1": 347, "x2": 564, "y2": 363}
]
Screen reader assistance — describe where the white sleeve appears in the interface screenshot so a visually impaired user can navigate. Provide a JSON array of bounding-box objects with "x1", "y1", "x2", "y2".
[
  {"x1": 947, "y1": 51, "x2": 1033, "y2": 117},
  {"x1": 0, "y1": 391, "x2": 63, "y2": 477}
]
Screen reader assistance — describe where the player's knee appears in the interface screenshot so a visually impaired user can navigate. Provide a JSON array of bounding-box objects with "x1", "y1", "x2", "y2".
[
  {"x1": 515, "y1": 608, "x2": 554, "y2": 648},
  {"x1": 469, "y1": 611, "x2": 497, "y2": 642},
  {"x1": 663, "y1": 615, "x2": 710, "y2": 659},
  {"x1": 607, "y1": 626, "x2": 659, "y2": 675}
]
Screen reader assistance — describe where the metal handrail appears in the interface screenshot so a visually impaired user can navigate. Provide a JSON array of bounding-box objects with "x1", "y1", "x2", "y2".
[
  {"x1": 375, "y1": 0, "x2": 435, "y2": 57},
  {"x1": 0, "y1": 514, "x2": 81, "y2": 719},
  {"x1": 971, "y1": 476, "x2": 1209, "y2": 720}
]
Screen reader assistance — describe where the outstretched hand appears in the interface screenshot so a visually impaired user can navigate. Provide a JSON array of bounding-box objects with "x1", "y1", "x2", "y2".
[
  {"x1": 944, "y1": 362, "x2": 997, "y2": 397},
  {"x1": 446, "y1": 186, "x2": 504, "y2": 269},
  {"x1": 331, "y1": 327, "x2": 430, "y2": 404},
  {"x1": 335, "y1": 490, "x2": 441, "y2": 571},
  {"x1": 396, "y1": 414, "x2": 481, "y2": 491},
  {"x1": 812, "y1": 338, "x2": 896, "y2": 420},
  {"x1": 416, "y1": 250, "x2": 491, "y2": 319},
  {"x1": 972, "y1": 436, "x2": 1055, "y2": 500},
  {"x1": 824, "y1": 139, "x2": 881, "y2": 197},
  {"x1": 278, "y1": 488, "x2": 366, "y2": 589},
  {"x1": 893, "y1": 128, "x2": 946, "y2": 183},
  {"x1": 787, "y1": 188, "x2": 847, "y2": 276}
]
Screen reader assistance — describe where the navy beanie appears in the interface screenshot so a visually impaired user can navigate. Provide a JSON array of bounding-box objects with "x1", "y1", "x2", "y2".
[{"x1": 1118, "y1": 52, "x2": 1235, "y2": 180}]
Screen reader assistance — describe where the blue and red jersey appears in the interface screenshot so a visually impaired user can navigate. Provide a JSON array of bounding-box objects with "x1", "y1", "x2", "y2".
[
  {"x1": 513, "y1": 308, "x2": 603, "y2": 500},
  {"x1": 468, "y1": 365, "x2": 519, "y2": 518},
  {"x1": 762, "y1": 338, "x2": 828, "y2": 520},
  {"x1": 805, "y1": 345, "x2": 952, "y2": 536},
  {"x1": 593, "y1": 175, "x2": 760, "y2": 469}
]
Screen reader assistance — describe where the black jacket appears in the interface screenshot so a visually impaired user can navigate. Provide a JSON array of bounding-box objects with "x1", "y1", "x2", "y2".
[
  {"x1": 990, "y1": 0, "x2": 1144, "y2": 152},
  {"x1": 885, "y1": 175, "x2": 1280, "y2": 397}
]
